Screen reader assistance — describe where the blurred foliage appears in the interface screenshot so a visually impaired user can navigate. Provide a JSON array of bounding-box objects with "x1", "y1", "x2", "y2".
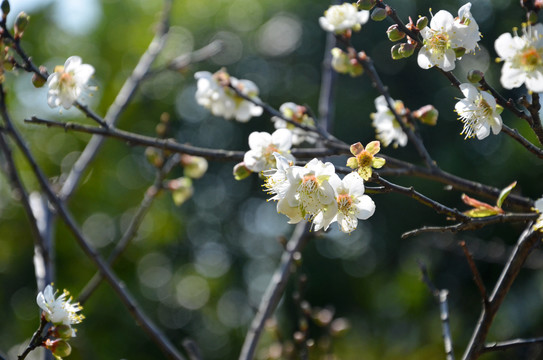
[{"x1": 1, "y1": 0, "x2": 543, "y2": 359}]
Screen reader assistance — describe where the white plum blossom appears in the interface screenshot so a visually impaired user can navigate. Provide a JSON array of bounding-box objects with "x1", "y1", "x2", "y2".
[
  {"x1": 455, "y1": 83, "x2": 502, "y2": 140},
  {"x1": 322, "y1": 172, "x2": 375, "y2": 233},
  {"x1": 36, "y1": 285, "x2": 84, "y2": 333},
  {"x1": 47, "y1": 56, "x2": 94, "y2": 109},
  {"x1": 263, "y1": 152, "x2": 294, "y2": 202},
  {"x1": 319, "y1": 3, "x2": 369, "y2": 34},
  {"x1": 272, "y1": 102, "x2": 317, "y2": 145},
  {"x1": 277, "y1": 159, "x2": 337, "y2": 225},
  {"x1": 194, "y1": 70, "x2": 263, "y2": 122},
  {"x1": 418, "y1": 3, "x2": 481, "y2": 71},
  {"x1": 244, "y1": 129, "x2": 295, "y2": 173},
  {"x1": 494, "y1": 23, "x2": 543, "y2": 92},
  {"x1": 371, "y1": 95, "x2": 408, "y2": 148}
]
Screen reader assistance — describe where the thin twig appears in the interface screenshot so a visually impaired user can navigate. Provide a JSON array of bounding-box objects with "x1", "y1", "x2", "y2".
[
  {"x1": 239, "y1": 222, "x2": 312, "y2": 360},
  {"x1": 77, "y1": 154, "x2": 179, "y2": 304},
  {"x1": 460, "y1": 241, "x2": 488, "y2": 304},
  {"x1": 318, "y1": 29, "x2": 338, "y2": 134},
  {"x1": 501, "y1": 125, "x2": 543, "y2": 159},
  {"x1": 483, "y1": 336, "x2": 543, "y2": 353},
  {"x1": 402, "y1": 213, "x2": 539, "y2": 238}
]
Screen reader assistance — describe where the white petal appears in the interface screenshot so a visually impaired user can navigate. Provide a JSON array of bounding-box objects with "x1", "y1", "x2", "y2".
[
  {"x1": 417, "y1": 48, "x2": 434, "y2": 69},
  {"x1": 354, "y1": 195, "x2": 375, "y2": 220},
  {"x1": 494, "y1": 33, "x2": 519, "y2": 59},
  {"x1": 342, "y1": 172, "x2": 365, "y2": 197},
  {"x1": 271, "y1": 128, "x2": 293, "y2": 150},
  {"x1": 525, "y1": 71, "x2": 543, "y2": 92},
  {"x1": 459, "y1": 83, "x2": 478, "y2": 100},
  {"x1": 248, "y1": 131, "x2": 271, "y2": 150},
  {"x1": 430, "y1": 10, "x2": 454, "y2": 31},
  {"x1": 500, "y1": 62, "x2": 526, "y2": 89}
]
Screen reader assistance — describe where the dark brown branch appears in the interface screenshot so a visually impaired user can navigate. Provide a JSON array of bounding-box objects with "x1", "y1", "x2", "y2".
[
  {"x1": 501, "y1": 125, "x2": 543, "y2": 158},
  {"x1": 460, "y1": 241, "x2": 488, "y2": 304},
  {"x1": 239, "y1": 222, "x2": 312, "y2": 360},
  {"x1": 402, "y1": 213, "x2": 539, "y2": 238},
  {"x1": 462, "y1": 226, "x2": 543, "y2": 360}
]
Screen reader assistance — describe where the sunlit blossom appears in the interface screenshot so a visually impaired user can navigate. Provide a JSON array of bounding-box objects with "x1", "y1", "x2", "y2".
[
  {"x1": 47, "y1": 56, "x2": 94, "y2": 109},
  {"x1": 194, "y1": 70, "x2": 263, "y2": 122},
  {"x1": 371, "y1": 95, "x2": 408, "y2": 148},
  {"x1": 36, "y1": 285, "x2": 84, "y2": 333},
  {"x1": 494, "y1": 23, "x2": 543, "y2": 92},
  {"x1": 319, "y1": 3, "x2": 369, "y2": 34},
  {"x1": 455, "y1": 83, "x2": 502, "y2": 140},
  {"x1": 244, "y1": 129, "x2": 295, "y2": 173}
]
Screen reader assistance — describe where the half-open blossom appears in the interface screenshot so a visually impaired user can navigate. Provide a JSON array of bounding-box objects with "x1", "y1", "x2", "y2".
[
  {"x1": 272, "y1": 102, "x2": 317, "y2": 145},
  {"x1": 320, "y1": 172, "x2": 375, "y2": 233},
  {"x1": 194, "y1": 69, "x2": 263, "y2": 122},
  {"x1": 371, "y1": 95, "x2": 408, "y2": 148},
  {"x1": 455, "y1": 83, "x2": 502, "y2": 140},
  {"x1": 346, "y1": 141, "x2": 386, "y2": 181},
  {"x1": 494, "y1": 23, "x2": 543, "y2": 92},
  {"x1": 244, "y1": 129, "x2": 295, "y2": 173},
  {"x1": 418, "y1": 3, "x2": 480, "y2": 71},
  {"x1": 534, "y1": 197, "x2": 543, "y2": 232},
  {"x1": 47, "y1": 56, "x2": 94, "y2": 109},
  {"x1": 319, "y1": 3, "x2": 369, "y2": 34},
  {"x1": 37, "y1": 285, "x2": 84, "y2": 330}
]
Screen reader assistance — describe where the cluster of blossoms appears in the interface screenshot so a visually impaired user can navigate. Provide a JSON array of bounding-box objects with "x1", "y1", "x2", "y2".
[
  {"x1": 418, "y1": 3, "x2": 480, "y2": 71},
  {"x1": 371, "y1": 95, "x2": 408, "y2": 148},
  {"x1": 36, "y1": 285, "x2": 84, "y2": 359},
  {"x1": 47, "y1": 56, "x2": 95, "y2": 110},
  {"x1": 495, "y1": 23, "x2": 543, "y2": 92},
  {"x1": 194, "y1": 69, "x2": 263, "y2": 122},
  {"x1": 272, "y1": 102, "x2": 317, "y2": 145},
  {"x1": 319, "y1": 3, "x2": 369, "y2": 34},
  {"x1": 455, "y1": 83, "x2": 502, "y2": 140},
  {"x1": 264, "y1": 153, "x2": 375, "y2": 234}
]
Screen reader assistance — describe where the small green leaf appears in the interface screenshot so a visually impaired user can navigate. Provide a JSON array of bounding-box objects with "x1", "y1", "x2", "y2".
[
  {"x1": 497, "y1": 181, "x2": 517, "y2": 208},
  {"x1": 464, "y1": 208, "x2": 502, "y2": 218}
]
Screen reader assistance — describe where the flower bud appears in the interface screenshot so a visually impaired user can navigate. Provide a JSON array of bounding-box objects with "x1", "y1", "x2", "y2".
[
  {"x1": 233, "y1": 162, "x2": 251, "y2": 180},
  {"x1": 14, "y1": 11, "x2": 30, "y2": 34},
  {"x1": 357, "y1": 0, "x2": 376, "y2": 10},
  {"x1": 370, "y1": 7, "x2": 387, "y2": 21},
  {"x1": 181, "y1": 154, "x2": 208, "y2": 179},
  {"x1": 386, "y1": 24, "x2": 405, "y2": 42},
  {"x1": 45, "y1": 339, "x2": 72, "y2": 358},
  {"x1": 32, "y1": 73, "x2": 46, "y2": 88},
  {"x1": 1, "y1": 0, "x2": 10, "y2": 16},
  {"x1": 416, "y1": 16, "x2": 428, "y2": 30},
  {"x1": 53, "y1": 324, "x2": 75, "y2": 339},
  {"x1": 467, "y1": 69, "x2": 484, "y2": 83},
  {"x1": 330, "y1": 47, "x2": 350, "y2": 74},
  {"x1": 390, "y1": 43, "x2": 403, "y2": 60},
  {"x1": 145, "y1": 147, "x2": 163, "y2": 168},
  {"x1": 413, "y1": 105, "x2": 438, "y2": 126},
  {"x1": 168, "y1": 177, "x2": 193, "y2": 206},
  {"x1": 399, "y1": 43, "x2": 415, "y2": 58},
  {"x1": 453, "y1": 47, "x2": 466, "y2": 58}
]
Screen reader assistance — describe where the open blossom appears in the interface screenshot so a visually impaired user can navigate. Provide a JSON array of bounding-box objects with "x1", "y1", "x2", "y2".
[
  {"x1": 315, "y1": 172, "x2": 375, "y2": 233},
  {"x1": 319, "y1": 3, "x2": 369, "y2": 34},
  {"x1": 276, "y1": 159, "x2": 336, "y2": 225},
  {"x1": 346, "y1": 141, "x2": 386, "y2": 181},
  {"x1": 371, "y1": 95, "x2": 408, "y2": 148},
  {"x1": 244, "y1": 129, "x2": 295, "y2": 173},
  {"x1": 272, "y1": 102, "x2": 317, "y2": 145},
  {"x1": 494, "y1": 23, "x2": 543, "y2": 92},
  {"x1": 47, "y1": 56, "x2": 94, "y2": 109},
  {"x1": 418, "y1": 3, "x2": 480, "y2": 71},
  {"x1": 37, "y1": 285, "x2": 84, "y2": 331},
  {"x1": 194, "y1": 70, "x2": 263, "y2": 122},
  {"x1": 455, "y1": 83, "x2": 502, "y2": 140},
  {"x1": 534, "y1": 197, "x2": 543, "y2": 232},
  {"x1": 263, "y1": 153, "x2": 294, "y2": 202}
]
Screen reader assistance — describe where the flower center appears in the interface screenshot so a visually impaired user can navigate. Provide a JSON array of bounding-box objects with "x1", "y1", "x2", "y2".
[
  {"x1": 519, "y1": 46, "x2": 542, "y2": 72},
  {"x1": 357, "y1": 150, "x2": 373, "y2": 168},
  {"x1": 337, "y1": 193, "x2": 353, "y2": 214},
  {"x1": 427, "y1": 31, "x2": 450, "y2": 55},
  {"x1": 476, "y1": 96, "x2": 493, "y2": 117},
  {"x1": 298, "y1": 174, "x2": 323, "y2": 215}
]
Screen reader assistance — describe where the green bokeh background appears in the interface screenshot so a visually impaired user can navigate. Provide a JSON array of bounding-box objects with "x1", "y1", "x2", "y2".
[{"x1": 1, "y1": 0, "x2": 542, "y2": 359}]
